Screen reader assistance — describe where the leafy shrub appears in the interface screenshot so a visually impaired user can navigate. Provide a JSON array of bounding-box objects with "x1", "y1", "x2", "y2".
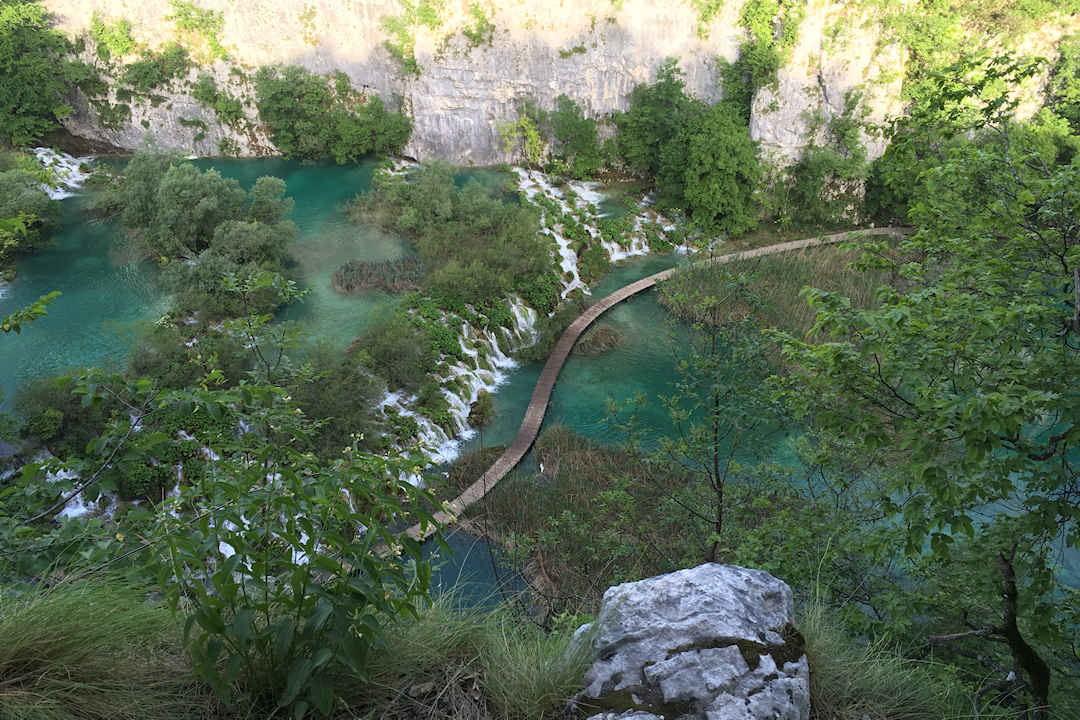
[
  {"x1": 350, "y1": 161, "x2": 553, "y2": 312},
  {"x1": 549, "y1": 94, "x2": 606, "y2": 178},
  {"x1": 0, "y1": 167, "x2": 61, "y2": 268},
  {"x1": 462, "y1": 2, "x2": 494, "y2": 48},
  {"x1": 27, "y1": 407, "x2": 63, "y2": 441},
  {"x1": 154, "y1": 383, "x2": 440, "y2": 715},
  {"x1": 1049, "y1": 34, "x2": 1080, "y2": 132},
  {"x1": 0, "y1": 1, "x2": 80, "y2": 144},
  {"x1": 192, "y1": 73, "x2": 244, "y2": 125},
  {"x1": 89, "y1": 11, "x2": 136, "y2": 61},
  {"x1": 120, "y1": 43, "x2": 191, "y2": 93},
  {"x1": 254, "y1": 65, "x2": 412, "y2": 162},
  {"x1": 98, "y1": 153, "x2": 297, "y2": 317},
  {"x1": 168, "y1": 0, "x2": 227, "y2": 60},
  {"x1": 381, "y1": 0, "x2": 445, "y2": 74}
]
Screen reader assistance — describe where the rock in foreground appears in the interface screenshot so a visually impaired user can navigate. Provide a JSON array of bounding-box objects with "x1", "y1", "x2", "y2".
[{"x1": 573, "y1": 564, "x2": 809, "y2": 720}]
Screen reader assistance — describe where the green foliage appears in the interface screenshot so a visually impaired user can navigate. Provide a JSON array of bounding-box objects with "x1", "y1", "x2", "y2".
[
  {"x1": 787, "y1": 91, "x2": 869, "y2": 227},
  {"x1": 119, "y1": 43, "x2": 191, "y2": 93},
  {"x1": 89, "y1": 11, "x2": 136, "y2": 62},
  {"x1": 382, "y1": 0, "x2": 445, "y2": 74},
  {"x1": 168, "y1": 0, "x2": 227, "y2": 61},
  {"x1": 289, "y1": 343, "x2": 387, "y2": 457},
  {"x1": 0, "y1": 1, "x2": 79, "y2": 145},
  {"x1": 99, "y1": 153, "x2": 296, "y2": 317},
  {"x1": 350, "y1": 161, "x2": 554, "y2": 313},
  {"x1": 682, "y1": 102, "x2": 761, "y2": 236},
  {"x1": 26, "y1": 407, "x2": 62, "y2": 441},
  {"x1": 498, "y1": 111, "x2": 545, "y2": 168},
  {"x1": 617, "y1": 60, "x2": 761, "y2": 234},
  {"x1": 548, "y1": 94, "x2": 605, "y2": 179},
  {"x1": 716, "y1": 0, "x2": 805, "y2": 125},
  {"x1": 0, "y1": 167, "x2": 60, "y2": 269},
  {"x1": 690, "y1": 0, "x2": 726, "y2": 38},
  {"x1": 866, "y1": 54, "x2": 1043, "y2": 221},
  {"x1": 155, "y1": 380, "x2": 439, "y2": 715},
  {"x1": 0, "y1": 291, "x2": 59, "y2": 334},
  {"x1": 462, "y1": 2, "x2": 494, "y2": 48},
  {"x1": 254, "y1": 65, "x2": 411, "y2": 163},
  {"x1": 1049, "y1": 34, "x2": 1080, "y2": 133},
  {"x1": 616, "y1": 59, "x2": 705, "y2": 192},
  {"x1": 776, "y1": 100, "x2": 1080, "y2": 709},
  {"x1": 192, "y1": 73, "x2": 244, "y2": 126}
]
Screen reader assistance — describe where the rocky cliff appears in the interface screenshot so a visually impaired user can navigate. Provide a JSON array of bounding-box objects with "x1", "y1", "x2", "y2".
[{"x1": 41, "y1": 0, "x2": 1071, "y2": 166}]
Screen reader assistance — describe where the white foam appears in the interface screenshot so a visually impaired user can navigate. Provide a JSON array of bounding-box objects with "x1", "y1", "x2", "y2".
[{"x1": 32, "y1": 148, "x2": 94, "y2": 200}]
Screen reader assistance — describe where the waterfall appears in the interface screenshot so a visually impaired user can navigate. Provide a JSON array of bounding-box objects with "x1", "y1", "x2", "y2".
[
  {"x1": 515, "y1": 167, "x2": 673, "y2": 279},
  {"x1": 32, "y1": 148, "x2": 94, "y2": 200},
  {"x1": 381, "y1": 294, "x2": 539, "y2": 466}
]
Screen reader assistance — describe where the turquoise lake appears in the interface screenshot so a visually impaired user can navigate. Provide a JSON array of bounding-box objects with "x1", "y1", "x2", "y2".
[{"x1": 2, "y1": 156, "x2": 1073, "y2": 590}]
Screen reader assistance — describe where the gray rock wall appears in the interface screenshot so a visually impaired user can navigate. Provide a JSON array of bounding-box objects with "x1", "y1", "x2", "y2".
[{"x1": 41, "y1": 0, "x2": 1072, "y2": 165}]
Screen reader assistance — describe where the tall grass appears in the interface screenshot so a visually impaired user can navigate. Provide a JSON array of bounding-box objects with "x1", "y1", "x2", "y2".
[
  {"x1": 354, "y1": 595, "x2": 589, "y2": 720},
  {"x1": 800, "y1": 600, "x2": 971, "y2": 720},
  {"x1": 0, "y1": 578, "x2": 216, "y2": 720},
  {"x1": 659, "y1": 245, "x2": 890, "y2": 339}
]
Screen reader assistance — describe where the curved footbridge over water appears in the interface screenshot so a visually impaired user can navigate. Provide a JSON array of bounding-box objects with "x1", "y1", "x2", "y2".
[{"x1": 401, "y1": 227, "x2": 909, "y2": 545}]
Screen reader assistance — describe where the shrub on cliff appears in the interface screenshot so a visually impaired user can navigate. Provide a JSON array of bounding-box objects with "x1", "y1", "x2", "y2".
[
  {"x1": 0, "y1": 1, "x2": 84, "y2": 145},
  {"x1": 616, "y1": 59, "x2": 761, "y2": 236},
  {"x1": 254, "y1": 65, "x2": 412, "y2": 163}
]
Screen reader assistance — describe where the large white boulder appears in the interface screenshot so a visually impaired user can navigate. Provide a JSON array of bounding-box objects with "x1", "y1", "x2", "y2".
[{"x1": 573, "y1": 564, "x2": 809, "y2": 720}]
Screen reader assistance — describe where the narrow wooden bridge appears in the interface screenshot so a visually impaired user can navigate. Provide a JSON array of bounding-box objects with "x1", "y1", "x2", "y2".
[{"x1": 400, "y1": 227, "x2": 908, "y2": 546}]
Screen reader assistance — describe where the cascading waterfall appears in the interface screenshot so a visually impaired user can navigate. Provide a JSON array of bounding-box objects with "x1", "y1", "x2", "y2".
[
  {"x1": 2, "y1": 150, "x2": 95, "y2": 299},
  {"x1": 514, "y1": 168, "x2": 673, "y2": 288},
  {"x1": 381, "y1": 295, "x2": 538, "y2": 469},
  {"x1": 32, "y1": 148, "x2": 94, "y2": 200}
]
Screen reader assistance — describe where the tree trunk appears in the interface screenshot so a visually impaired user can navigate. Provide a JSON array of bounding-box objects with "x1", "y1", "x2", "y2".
[{"x1": 996, "y1": 551, "x2": 1050, "y2": 719}]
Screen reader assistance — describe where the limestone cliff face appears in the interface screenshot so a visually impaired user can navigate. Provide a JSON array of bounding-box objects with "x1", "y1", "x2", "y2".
[{"x1": 35, "y1": 0, "x2": 1060, "y2": 166}]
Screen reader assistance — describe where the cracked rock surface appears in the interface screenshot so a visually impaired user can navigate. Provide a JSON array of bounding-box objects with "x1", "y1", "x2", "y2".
[{"x1": 573, "y1": 564, "x2": 809, "y2": 720}]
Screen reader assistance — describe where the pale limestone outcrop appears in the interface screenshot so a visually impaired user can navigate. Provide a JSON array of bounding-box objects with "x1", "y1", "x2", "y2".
[
  {"x1": 572, "y1": 564, "x2": 809, "y2": 720},
  {"x1": 41, "y1": 0, "x2": 1077, "y2": 165},
  {"x1": 41, "y1": 0, "x2": 884, "y2": 165}
]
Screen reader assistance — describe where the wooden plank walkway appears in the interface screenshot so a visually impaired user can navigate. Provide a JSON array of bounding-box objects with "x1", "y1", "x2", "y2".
[{"x1": 399, "y1": 227, "x2": 909, "y2": 546}]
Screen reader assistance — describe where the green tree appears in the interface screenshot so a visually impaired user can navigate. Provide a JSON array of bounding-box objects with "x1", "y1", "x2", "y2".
[
  {"x1": 616, "y1": 58, "x2": 705, "y2": 194},
  {"x1": 549, "y1": 94, "x2": 604, "y2": 178},
  {"x1": 656, "y1": 267, "x2": 785, "y2": 561},
  {"x1": 1049, "y1": 34, "x2": 1080, "y2": 132},
  {"x1": 0, "y1": 0, "x2": 77, "y2": 145},
  {"x1": 0, "y1": 166, "x2": 60, "y2": 269},
  {"x1": 681, "y1": 102, "x2": 761, "y2": 236},
  {"x1": 775, "y1": 117, "x2": 1080, "y2": 715},
  {"x1": 254, "y1": 66, "x2": 411, "y2": 163}
]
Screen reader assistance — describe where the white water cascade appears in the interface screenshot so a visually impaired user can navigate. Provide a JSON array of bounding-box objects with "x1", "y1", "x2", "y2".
[
  {"x1": 381, "y1": 295, "x2": 538, "y2": 469},
  {"x1": 32, "y1": 148, "x2": 94, "y2": 200}
]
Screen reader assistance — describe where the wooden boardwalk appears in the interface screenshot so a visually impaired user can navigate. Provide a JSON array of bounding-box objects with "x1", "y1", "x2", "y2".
[{"x1": 400, "y1": 227, "x2": 908, "y2": 545}]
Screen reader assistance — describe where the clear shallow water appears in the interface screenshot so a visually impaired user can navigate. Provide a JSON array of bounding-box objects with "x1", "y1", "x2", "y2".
[{"x1": 0, "y1": 198, "x2": 169, "y2": 410}]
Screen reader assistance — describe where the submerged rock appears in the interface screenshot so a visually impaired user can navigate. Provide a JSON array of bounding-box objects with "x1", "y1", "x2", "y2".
[{"x1": 573, "y1": 564, "x2": 809, "y2": 720}]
